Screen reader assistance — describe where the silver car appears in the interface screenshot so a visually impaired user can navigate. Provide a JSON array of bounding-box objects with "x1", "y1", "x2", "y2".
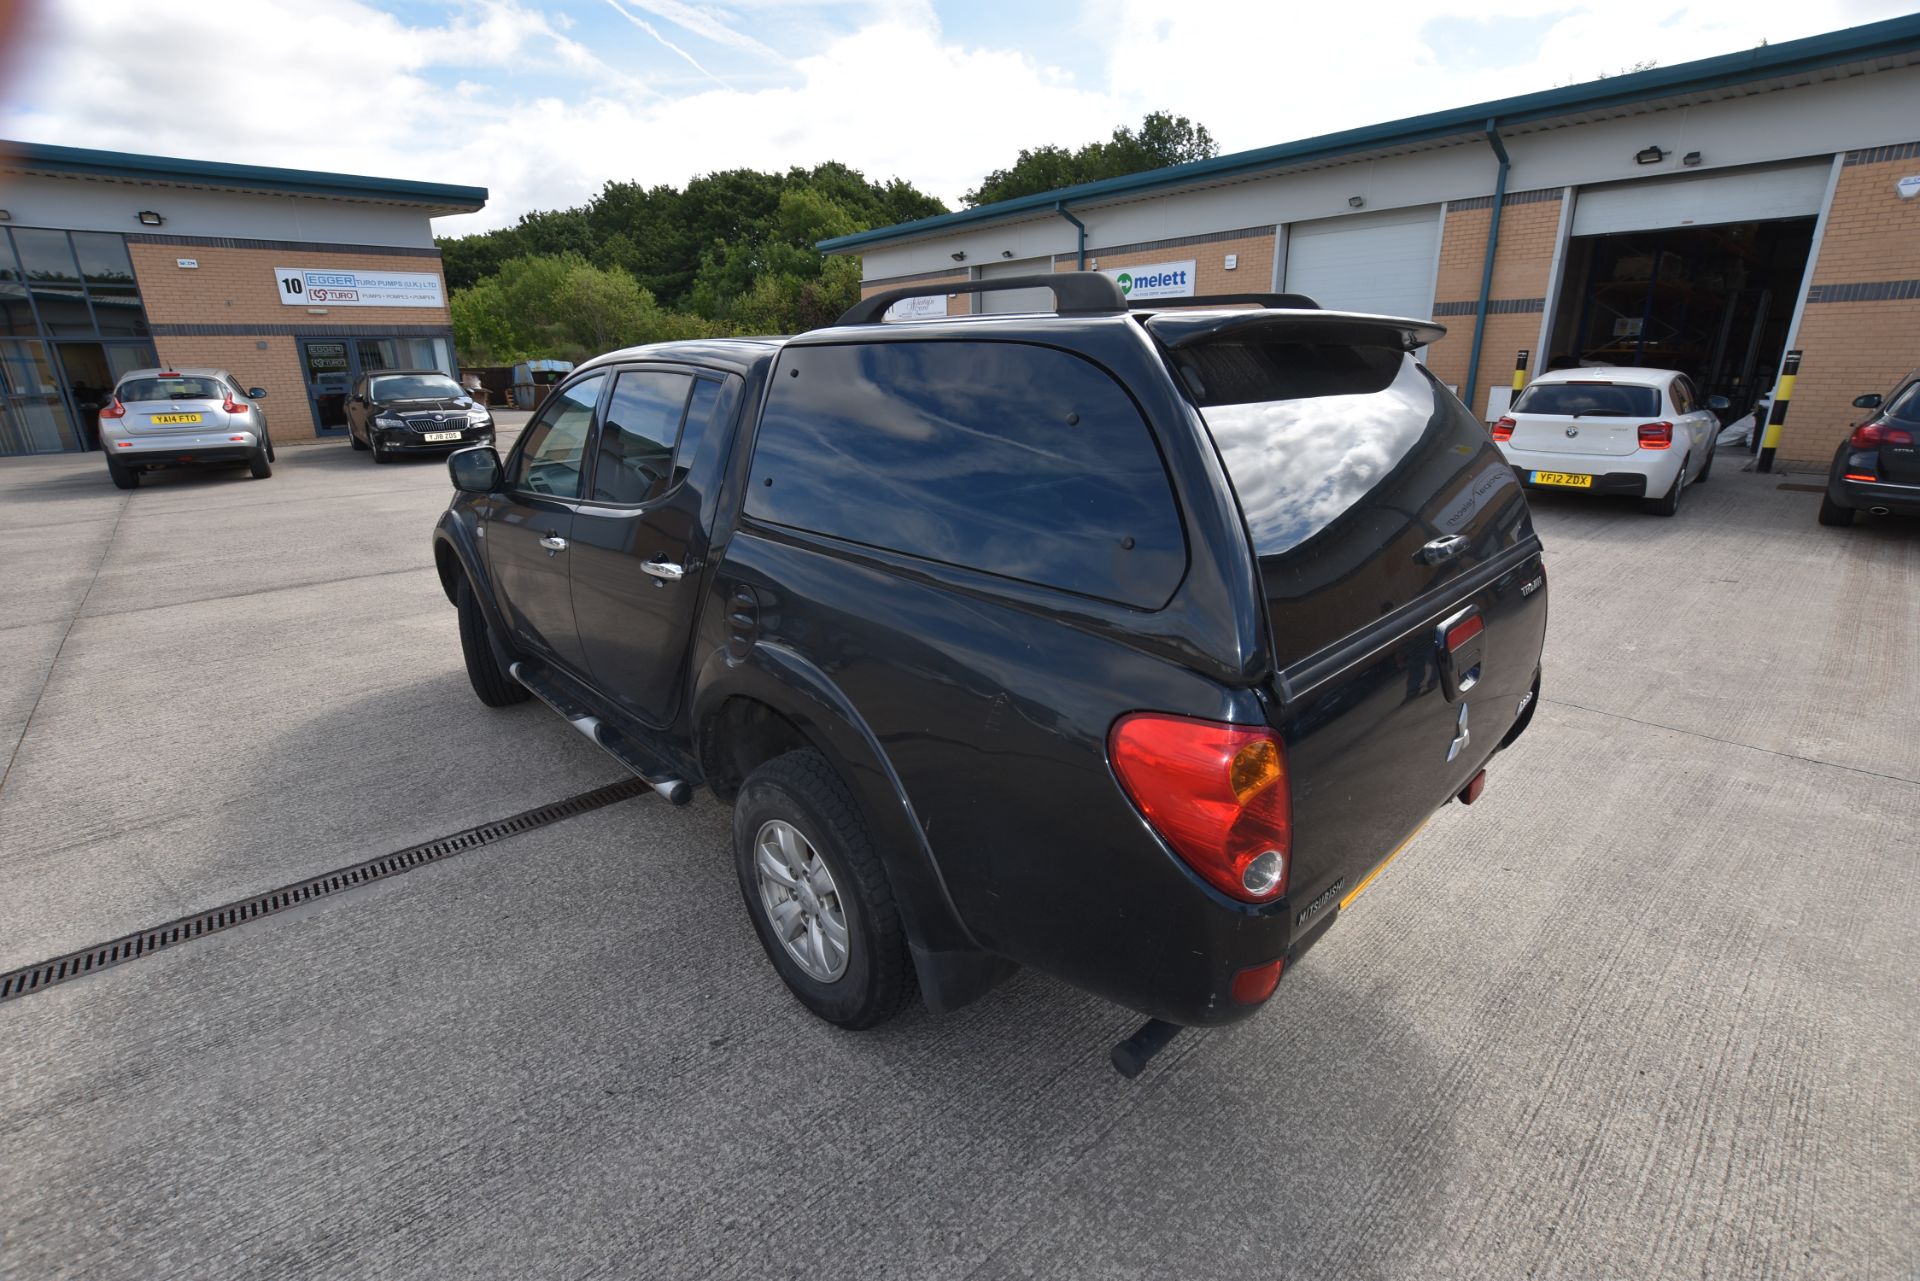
[{"x1": 98, "y1": 367, "x2": 274, "y2": 490}]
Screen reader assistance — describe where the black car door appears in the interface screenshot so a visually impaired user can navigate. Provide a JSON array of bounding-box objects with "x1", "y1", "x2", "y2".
[
  {"x1": 568, "y1": 366, "x2": 739, "y2": 726},
  {"x1": 484, "y1": 372, "x2": 606, "y2": 674}
]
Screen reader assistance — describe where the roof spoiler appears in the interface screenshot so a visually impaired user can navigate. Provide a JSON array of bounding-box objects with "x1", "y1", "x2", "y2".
[
  {"x1": 1129, "y1": 292, "x2": 1321, "y2": 311},
  {"x1": 836, "y1": 271, "x2": 1126, "y2": 325},
  {"x1": 1146, "y1": 309, "x2": 1447, "y2": 353}
]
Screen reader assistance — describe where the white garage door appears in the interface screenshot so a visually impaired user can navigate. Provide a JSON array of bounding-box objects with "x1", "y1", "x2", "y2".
[
  {"x1": 1284, "y1": 205, "x2": 1441, "y2": 319},
  {"x1": 1572, "y1": 160, "x2": 1830, "y2": 236},
  {"x1": 978, "y1": 257, "x2": 1055, "y2": 314}
]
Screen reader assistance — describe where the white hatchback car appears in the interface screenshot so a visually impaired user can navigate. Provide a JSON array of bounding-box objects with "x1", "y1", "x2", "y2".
[{"x1": 1493, "y1": 367, "x2": 1727, "y2": 516}]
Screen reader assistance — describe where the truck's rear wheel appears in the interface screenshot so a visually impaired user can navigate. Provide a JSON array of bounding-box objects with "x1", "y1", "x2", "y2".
[{"x1": 733, "y1": 750, "x2": 914, "y2": 1029}]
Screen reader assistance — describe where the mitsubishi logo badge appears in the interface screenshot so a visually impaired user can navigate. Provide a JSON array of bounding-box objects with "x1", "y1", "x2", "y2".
[{"x1": 1447, "y1": 703, "x2": 1471, "y2": 762}]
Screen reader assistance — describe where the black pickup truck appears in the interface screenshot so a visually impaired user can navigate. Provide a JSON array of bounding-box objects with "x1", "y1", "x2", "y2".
[{"x1": 431, "y1": 274, "x2": 1547, "y2": 1073}]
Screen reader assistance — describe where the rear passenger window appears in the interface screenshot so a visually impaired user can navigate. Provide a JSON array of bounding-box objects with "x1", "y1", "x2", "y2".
[
  {"x1": 593, "y1": 370, "x2": 692, "y2": 504},
  {"x1": 745, "y1": 341, "x2": 1185, "y2": 608}
]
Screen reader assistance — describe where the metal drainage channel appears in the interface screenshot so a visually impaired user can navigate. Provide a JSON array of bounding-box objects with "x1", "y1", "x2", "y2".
[{"x1": 0, "y1": 777, "x2": 650, "y2": 1004}]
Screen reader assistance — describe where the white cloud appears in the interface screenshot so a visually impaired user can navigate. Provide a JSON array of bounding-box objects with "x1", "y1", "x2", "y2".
[{"x1": 2, "y1": 0, "x2": 1912, "y2": 239}]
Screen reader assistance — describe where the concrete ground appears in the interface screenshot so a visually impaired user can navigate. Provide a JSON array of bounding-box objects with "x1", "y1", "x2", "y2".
[{"x1": 0, "y1": 441, "x2": 1914, "y2": 1280}]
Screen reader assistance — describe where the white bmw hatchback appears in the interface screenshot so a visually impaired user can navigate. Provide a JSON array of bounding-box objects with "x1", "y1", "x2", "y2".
[{"x1": 1493, "y1": 367, "x2": 1727, "y2": 516}]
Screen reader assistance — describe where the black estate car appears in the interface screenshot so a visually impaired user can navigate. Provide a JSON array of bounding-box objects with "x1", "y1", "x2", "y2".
[
  {"x1": 1820, "y1": 368, "x2": 1920, "y2": 526},
  {"x1": 430, "y1": 275, "x2": 1548, "y2": 1073},
  {"x1": 346, "y1": 370, "x2": 494, "y2": 462}
]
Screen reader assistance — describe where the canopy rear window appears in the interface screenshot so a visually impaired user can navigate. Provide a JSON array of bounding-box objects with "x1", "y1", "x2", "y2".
[{"x1": 1511, "y1": 381, "x2": 1659, "y2": 418}]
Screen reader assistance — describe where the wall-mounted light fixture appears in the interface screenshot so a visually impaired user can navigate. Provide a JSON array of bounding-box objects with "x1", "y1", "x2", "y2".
[
  {"x1": 1682, "y1": 151, "x2": 1702, "y2": 167},
  {"x1": 1347, "y1": 195, "x2": 1365, "y2": 209},
  {"x1": 136, "y1": 210, "x2": 164, "y2": 226},
  {"x1": 950, "y1": 251, "x2": 967, "y2": 262},
  {"x1": 1000, "y1": 249, "x2": 1015, "y2": 258},
  {"x1": 1634, "y1": 146, "x2": 1666, "y2": 165}
]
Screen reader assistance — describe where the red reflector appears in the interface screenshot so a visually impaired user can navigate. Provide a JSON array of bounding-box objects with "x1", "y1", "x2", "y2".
[
  {"x1": 1637, "y1": 421, "x2": 1673, "y2": 450},
  {"x1": 1844, "y1": 472, "x2": 1877, "y2": 482},
  {"x1": 115, "y1": 441, "x2": 132, "y2": 448},
  {"x1": 229, "y1": 435, "x2": 246, "y2": 441},
  {"x1": 1457, "y1": 769, "x2": 1486, "y2": 805},
  {"x1": 1492, "y1": 415, "x2": 1515, "y2": 442},
  {"x1": 1109, "y1": 713, "x2": 1292, "y2": 904},
  {"x1": 1231, "y1": 958, "x2": 1285, "y2": 1005},
  {"x1": 1445, "y1": 615, "x2": 1484, "y2": 652},
  {"x1": 1851, "y1": 422, "x2": 1914, "y2": 449}
]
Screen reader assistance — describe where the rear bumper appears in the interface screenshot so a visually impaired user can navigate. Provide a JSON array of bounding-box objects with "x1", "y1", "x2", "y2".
[
  {"x1": 1510, "y1": 465, "x2": 1649, "y2": 497},
  {"x1": 1829, "y1": 474, "x2": 1920, "y2": 517},
  {"x1": 109, "y1": 445, "x2": 254, "y2": 468}
]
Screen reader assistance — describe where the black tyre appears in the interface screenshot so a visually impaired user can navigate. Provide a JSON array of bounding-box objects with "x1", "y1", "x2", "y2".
[
  {"x1": 733, "y1": 750, "x2": 914, "y2": 1029},
  {"x1": 1641, "y1": 460, "x2": 1686, "y2": 516},
  {"x1": 107, "y1": 462, "x2": 138, "y2": 490},
  {"x1": 349, "y1": 427, "x2": 369, "y2": 452},
  {"x1": 1817, "y1": 493, "x2": 1856, "y2": 527},
  {"x1": 371, "y1": 434, "x2": 392, "y2": 464},
  {"x1": 265, "y1": 432, "x2": 276, "y2": 463},
  {"x1": 249, "y1": 447, "x2": 272, "y2": 479},
  {"x1": 456, "y1": 575, "x2": 529, "y2": 707},
  {"x1": 1695, "y1": 443, "x2": 1714, "y2": 484}
]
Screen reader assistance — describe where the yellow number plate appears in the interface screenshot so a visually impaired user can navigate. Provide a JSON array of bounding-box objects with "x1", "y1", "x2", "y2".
[
  {"x1": 152, "y1": 412, "x2": 202, "y2": 424},
  {"x1": 1530, "y1": 470, "x2": 1592, "y2": 488}
]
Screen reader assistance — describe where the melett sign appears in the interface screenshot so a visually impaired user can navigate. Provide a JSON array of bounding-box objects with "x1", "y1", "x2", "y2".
[
  {"x1": 274, "y1": 266, "x2": 445, "y2": 308},
  {"x1": 1103, "y1": 259, "x2": 1196, "y2": 300}
]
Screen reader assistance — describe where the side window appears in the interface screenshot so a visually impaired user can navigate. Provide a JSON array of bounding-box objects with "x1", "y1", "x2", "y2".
[
  {"x1": 674, "y1": 377, "x2": 727, "y2": 488},
  {"x1": 1670, "y1": 378, "x2": 1693, "y2": 416},
  {"x1": 591, "y1": 370, "x2": 692, "y2": 505},
  {"x1": 744, "y1": 341, "x2": 1185, "y2": 609},
  {"x1": 509, "y1": 373, "x2": 605, "y2": 499}
]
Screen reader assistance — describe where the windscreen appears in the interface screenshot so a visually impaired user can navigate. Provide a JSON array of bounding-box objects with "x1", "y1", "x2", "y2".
[
  {"x1": 372, "y1": 374, "x2": 462, "y2": 401},
  {"x1": 1511, "y1": 381, "x2": 1659, "y2": 417},
  {"x1": 118, "y1": 376, "x2": 224, "y2": 402}
]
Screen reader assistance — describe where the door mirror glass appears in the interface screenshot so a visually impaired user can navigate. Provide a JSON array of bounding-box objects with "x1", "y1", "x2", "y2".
[
  {"x1": 248, "y1": 387, "x2": 268, "y2": 399},
  {"x1": 1706, "y1": 395, "x2": 1729, "y2": 411},
  {"x1": 449, "y1": 445, "x2": 503, "y2": 494},
  {"x1": 1852, "y1": 393, "x2": 1884, "y2": 409}
]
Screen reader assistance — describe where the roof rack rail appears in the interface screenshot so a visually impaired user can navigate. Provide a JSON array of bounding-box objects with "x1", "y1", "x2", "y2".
[
  {"x1": 836, "y1": 271, "x2": 1127, "y2": 326},
  {"x1": 1128, "y1": 292, "x2": 1321, "y2": 311}
]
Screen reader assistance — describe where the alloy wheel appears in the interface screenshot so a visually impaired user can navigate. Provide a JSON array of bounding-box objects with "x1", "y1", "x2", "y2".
[{"x1": 753, "y1": 819, "x2": 849, "y2": 982}]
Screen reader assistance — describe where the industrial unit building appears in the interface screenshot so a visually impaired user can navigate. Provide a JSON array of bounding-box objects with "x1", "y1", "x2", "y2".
[
  {"x1": 823, "y1": 16, "x2": 1920, "y2": 469},
  {"x1": 0, "y1": 143, "x2": 484, "y2": 456}
]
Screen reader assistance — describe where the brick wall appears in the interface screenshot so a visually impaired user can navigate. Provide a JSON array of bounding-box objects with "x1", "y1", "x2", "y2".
[
  {"x1": 1772, "y1": 148, "x2": 1920, "y2": 468},
  {"x1": 128, "y1": 241, "x2": 453, "y2": 443},
  {"x1": 1424, "y1": 191, "x2": 1563, "y2": 413}
]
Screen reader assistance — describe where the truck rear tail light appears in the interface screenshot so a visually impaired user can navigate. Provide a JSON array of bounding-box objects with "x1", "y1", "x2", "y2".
[
  {"x1": 1637, "y1": 421, "x2": 1673, "y2": 450},
  {"x1": 1230, "y1": 958, "x2": 1285, "y2": 1004},
  {"x1": 99, "y1": 398, "x2": 126, "y2": 420},
  {"x1": 1851, "y1": 422, "x2": 1914, "y2": 449},
  {"x1": 1492, "y1": 416, "x2": 1515, "y2": 442},
  {"x1": 1108, "y1": 713, "x2": 1292, "y2": 904}
]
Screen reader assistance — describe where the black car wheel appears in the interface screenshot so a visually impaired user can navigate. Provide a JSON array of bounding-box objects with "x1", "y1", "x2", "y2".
[
  {"x1": 732, "y1": 750, "x2": 915, "y2": 1030},
  {"x1": 349, "y1": 424, "x2": 369, "y2": 451},
  {"x1": 107, "y1": 461, "x2": 138, "y2": 490},
  {"x1": 456, "y1": 576, "x2": 530, "y2": 707},
  {"x1": 249, "y1": 446, "x2": 272, "y2": 479},
  {"x1": 1695, "y1": 442, "x2": 1714, "y2": 484},
  {"x1": 1818, "y1": 493, "x2": 1856, "y2": 527},
  {"x1": 371, "y1": 433, "x2": 392, "y2": 464},
  {"x1": 1642, "y1": 458, "x2": 1687, "y2": 517},
  {"x1": 265, "y1": 432, "x2": 276, "y2": 463}
]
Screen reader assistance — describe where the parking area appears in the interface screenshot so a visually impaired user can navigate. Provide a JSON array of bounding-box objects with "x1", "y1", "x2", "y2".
[{"x1": 1, "y1": 443, "x2": 1915, "y2": 1278}]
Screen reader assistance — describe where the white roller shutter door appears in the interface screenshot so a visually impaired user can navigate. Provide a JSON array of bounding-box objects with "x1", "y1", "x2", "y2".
[
  {"x1": 978, "y1": 257, "x2": 1055, "y2": 314},
  {"x1": 1284, "y1": 205, "x2": 1441, "y2": 319},
  {"x1": 1572, "y1": 161, "x2": 1830, "y2": 236}
]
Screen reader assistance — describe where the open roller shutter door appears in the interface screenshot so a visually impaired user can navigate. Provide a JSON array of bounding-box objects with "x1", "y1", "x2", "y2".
[
  {"x1": 1572, "y1": 161, "x2": 1830, "y2": 236},
  {"x1": 1284, "y1": 205, "x2": 1441, "y2": 319},
  {"x1": 978, "y1": 258, "x2": 1056, "y2": 314}
]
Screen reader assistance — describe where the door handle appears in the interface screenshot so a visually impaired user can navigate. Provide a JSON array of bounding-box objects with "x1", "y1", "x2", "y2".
[
  {"x1": 642, "y1": 558, "x2": 684, "y2": 581},
  {"x1": 539, "y1": 534, "x2": 568, "y2": 554},
  {"x1": 1418, "y1": 534, "x2": 1470, "y2": 565}
]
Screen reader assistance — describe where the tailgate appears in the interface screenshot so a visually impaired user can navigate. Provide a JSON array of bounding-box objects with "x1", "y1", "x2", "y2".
[
  {"x1": 1509, "y1": 413, "x2": 1638, "y2": 456},
  {"x1": 1162, "y1": 314, "x2": 1547, "y2": 917}
]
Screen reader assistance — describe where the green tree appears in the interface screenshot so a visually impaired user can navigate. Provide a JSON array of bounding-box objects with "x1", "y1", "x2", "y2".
[{"x1": 963, "y1": 111, "x2": 1218, "y2": 207}]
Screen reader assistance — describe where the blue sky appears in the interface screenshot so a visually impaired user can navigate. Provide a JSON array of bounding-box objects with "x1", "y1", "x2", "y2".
[{"x1": 4, "y1": 0, "x2": 1912, "y2": 235}]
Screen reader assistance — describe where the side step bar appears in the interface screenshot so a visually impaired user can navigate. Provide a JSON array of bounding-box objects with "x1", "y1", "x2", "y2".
[{"x1": 509, "y1": 662, "x2": 692, "y2": 805}]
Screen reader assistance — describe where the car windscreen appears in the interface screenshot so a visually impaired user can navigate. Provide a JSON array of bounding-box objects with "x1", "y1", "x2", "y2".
[
  {"x1": 371, "y1": 375, "x2": 462, "y2": 401},
  {"x1": 118, "y1": 376, "x2": 225, "y2": 402},
  {"x1": 1510, "y1": 381, "x2": 1659, "y2": 417}
]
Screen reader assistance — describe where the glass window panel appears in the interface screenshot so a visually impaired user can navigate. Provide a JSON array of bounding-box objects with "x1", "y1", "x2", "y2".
[
  {"x1": 86, "y1": 291, "x2": 146, "y2": 336},
  {"x1": 592, "y1": 371, "x2": 691, "y2": 504},
  {"x1": 28, "y1": 287, "x2": 94, "y2": 337},
  {"x1": 0, "y1": 338, "x2": 82, "y2": 453},
  {"x1": 0, "y1": 287, "x2": 36, "y2": 336},
  {"x1": 509, "y1": 374, "x2": 604, "y2": 499},
  {"x1": 0, "y1": 232, "x2": 23, "y2": 285},
  {"x1": 12, "y1": 229, "x2": 81, "y2": 284},
  {"x1": 70, "y1": 233, "x2": 137, "y2": 290},
  {"x1": 356, "y1": 338, "x2": 401, "y2": 372},
  {"x1": 104, "y1": 343, "x2": 158, "y2": 380}
]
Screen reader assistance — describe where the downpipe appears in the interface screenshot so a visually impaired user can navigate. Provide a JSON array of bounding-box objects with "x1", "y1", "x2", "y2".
[{"x1": 1462, "y1": 118, "x2": 1510, "y2": 415}]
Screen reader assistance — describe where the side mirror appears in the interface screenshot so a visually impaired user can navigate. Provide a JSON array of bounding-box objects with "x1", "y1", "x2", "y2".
[
  {"x1": 1707, "y1": 395, "x2": 1730, "y2": 411},
  {"x1": 449, "y1": 445, "x2": 503, "y2": 494},
  {"x1": 248, "y1": 387, "x2": 268, "y2": 399},
  {"x1": 1852, "y1": 393, "x2": 1883, "y2": 409}
]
